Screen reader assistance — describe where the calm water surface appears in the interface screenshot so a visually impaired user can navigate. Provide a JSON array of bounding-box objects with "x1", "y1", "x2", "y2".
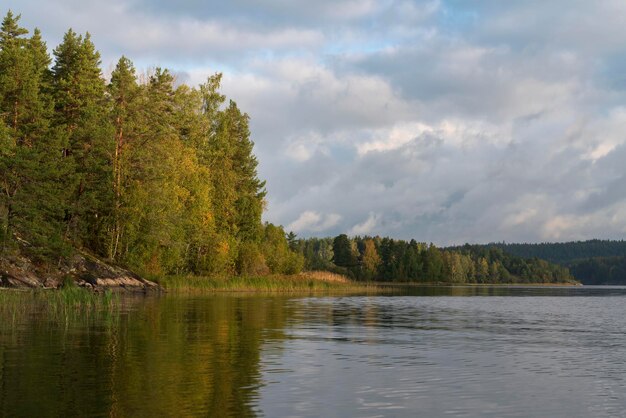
[{"x1": 2, "y1": 286, "x2": 626, "y2": 417}]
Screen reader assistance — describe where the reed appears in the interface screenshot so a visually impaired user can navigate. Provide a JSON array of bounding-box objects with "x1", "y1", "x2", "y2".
[
  {"x1": 0, "y1": 286, "x2": 120, "y2": 323},
  {"x1": 155, "y1": 273, "x2": 382, "y2": 293}
]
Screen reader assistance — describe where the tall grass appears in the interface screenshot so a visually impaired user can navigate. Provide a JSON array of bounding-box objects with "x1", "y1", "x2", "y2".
[
  {"x1": 155, "y1": 273, "x2": 382, "y2": 293},
  {"x1": 0, "y1": 286, "x2": 120, "y2": 324}
]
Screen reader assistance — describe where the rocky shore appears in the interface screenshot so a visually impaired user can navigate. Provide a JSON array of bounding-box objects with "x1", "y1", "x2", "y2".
[{"x1": 0, "y1": 250, "x2": 160, "y2": 292}]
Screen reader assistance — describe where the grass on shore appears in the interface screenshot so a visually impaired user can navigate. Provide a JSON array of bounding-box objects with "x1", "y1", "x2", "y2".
[{"x1": 154, "y1": 271, "x2": 381, "y2": 293}]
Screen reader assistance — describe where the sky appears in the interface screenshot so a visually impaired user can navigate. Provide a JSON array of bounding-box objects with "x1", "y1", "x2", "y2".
[{"x1": 6, "y1": 0, "x2": 626, "y2": 245}]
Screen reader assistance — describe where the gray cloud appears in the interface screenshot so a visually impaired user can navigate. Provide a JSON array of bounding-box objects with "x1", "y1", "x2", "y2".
[{"x1": 5, "y1": 0, "x2": 626, "y2": 244}]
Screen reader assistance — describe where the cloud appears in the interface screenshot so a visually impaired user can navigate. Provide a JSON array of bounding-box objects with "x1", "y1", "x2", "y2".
[
  {"x1": 219, "y1": 57, "x2": 416, "y2": 138},
  {"x1": 129, "y1": 0, "x2": 383, "y2": 23},
  {"x1": 6, "y1": 0, "x2": 626, "y2": 244},
  {"x1": 115, "y1": 19, "x2": 324, "y2": 58},
  {"x1": 287, "y1": 211, "x2": 342, "y2": 233},
  {"x1": 5, "y1": 0, "x2": 325, "y2": 68},
  {"x1": 349, "y1": 213, "x2": 381, "y2": 235}
]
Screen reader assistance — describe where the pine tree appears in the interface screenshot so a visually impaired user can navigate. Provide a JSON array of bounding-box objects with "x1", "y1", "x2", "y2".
[
  {"x1": 107, "y1": 56, "x2": 141, "y2": 260},
  {"x1": 0, "y1": 11, "x2": 27, "y2": 252},
  {"x1": 0, "y1": 11, "x2": 67, "y2": 258},
  {"x1": 51, "y1": 30, "x2": 113, "y2": 253},
  {"x1": 0, "y1": 11, "x2": 277, "y2": 276},
  {"x1": 0, "y1": 10, "x2": 29, "y2": 133}
]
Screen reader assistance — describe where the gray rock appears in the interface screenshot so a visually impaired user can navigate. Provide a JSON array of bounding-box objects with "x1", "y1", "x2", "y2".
[{"x1": 1, "y1": 250, "x2": 161, "y2": 292}]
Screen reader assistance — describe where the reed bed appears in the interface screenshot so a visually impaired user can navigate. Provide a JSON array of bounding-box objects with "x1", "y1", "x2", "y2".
[
  {"x1": 155, "y1": 273, "x2": 382, "y2": 293},
  {"x1": 0, "y1": 286, "x2": 120, "y2": 323}
]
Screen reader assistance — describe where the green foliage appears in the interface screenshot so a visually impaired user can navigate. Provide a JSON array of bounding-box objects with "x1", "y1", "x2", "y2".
[
  {"x1": 296, "y1": 235, "x2": 575, "y2": 284},
  {"x1": 478, "y1": 240, "x2": 626, "y2": 265},
  {"x1": 51, "y1": 29, "x2": 114, "y2": 252},
  {"x1": 332, "y1": 234, "x2": 356, "y2": 269},
  {"x1": 468, "y1": 240, "x2": 626, "y2": 284},
  {"x1": 236, "y1": 241, "x2": 269, "y2": 276},
  {"x1": 569, "y1": 256, "x2": 626, "y2": 285},
  {"x1": 261, "y1": 223, "x2": 304, "y2": 275},
  {"x1": 0, "y1": 287, "x2": 119, "y2": 321},
  {"x1": 360, "y1": 238, "x2": 381, "y2": 280},
  {"x1": 0, "y1": 10, "x2": 291, "y2": 280},
  {"x1": 0, "y1": 11, "x2": 68, "y2": 259},
  {"x1": 298, "y1": 237, "x2": 335, "y2": 270}
]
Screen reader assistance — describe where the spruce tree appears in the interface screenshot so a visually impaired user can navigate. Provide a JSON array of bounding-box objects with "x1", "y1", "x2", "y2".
[
  {"x1": 333, "y1": 234, "x2": 356, "y2": 268},
  {"x1": 224, "y1": 100, "x2": 266, "y2": 243}
]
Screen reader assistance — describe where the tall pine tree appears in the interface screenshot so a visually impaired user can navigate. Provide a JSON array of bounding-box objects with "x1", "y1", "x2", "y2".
[
  {"x1": 51, "y1": 30, "x2": 113, "y2": 254},
  {"x1": 107, "y1": 56, "x2": 141, "y2": 261},
  {"x1": 0, "y1": 11, "x2": 66, "y2": 258}
]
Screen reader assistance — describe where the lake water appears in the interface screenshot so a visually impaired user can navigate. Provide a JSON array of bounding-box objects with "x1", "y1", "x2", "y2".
[{"x1": 2, "y1": 286, "x2": 626, "y2": 417}]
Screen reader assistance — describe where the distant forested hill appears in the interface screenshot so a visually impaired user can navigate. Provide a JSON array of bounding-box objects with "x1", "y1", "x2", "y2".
[
  {"x1": 449, "y1": 240, "x2": 626, "y2": 285},
  {"x1": 568, "y1": 257, "x2": 626, "y2": 285},
  {"x1": 479, "y1": 240, "x2": 626, "y2": 265}
]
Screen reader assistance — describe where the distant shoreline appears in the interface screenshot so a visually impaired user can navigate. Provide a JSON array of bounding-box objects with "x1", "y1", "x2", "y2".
[{"x1": 374, "y1": 282, "x2": 581, "y2": 287}]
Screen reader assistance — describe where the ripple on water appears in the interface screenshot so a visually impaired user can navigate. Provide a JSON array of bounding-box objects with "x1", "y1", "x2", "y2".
[{"x1": 259, "y1": 291, "x2": 626, "y2": 417}]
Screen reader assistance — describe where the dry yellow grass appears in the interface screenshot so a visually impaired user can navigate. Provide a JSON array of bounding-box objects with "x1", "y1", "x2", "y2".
[
  {"x1": 154, "y1": 272, "x2": 377, "y2": 293},
  {"x1": 298, "y1": 271, "x2": 351, "y2": 283}
]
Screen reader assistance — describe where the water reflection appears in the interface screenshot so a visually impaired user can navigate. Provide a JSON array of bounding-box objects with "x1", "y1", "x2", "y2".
[
  {"x1": 0, "y1": 296, "x2": 290, "y2": 417},
  {"x1": 1, "y1": 287, "x2": 626, "y2": 417}
]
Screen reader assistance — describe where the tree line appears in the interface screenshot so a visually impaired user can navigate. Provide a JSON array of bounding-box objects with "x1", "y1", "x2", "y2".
[
  {"x1": 462, "y1": 240, "x2": 626, "y2": 284},
  {"x1": 482, "y1": 240, "x2": 626, "y2": 265},
  {"x1": 567, "y1": 257, "x2": 626, "y2": 285},
  {"x1": 0, "y1": 11, "x2": 303, "y2": 277},
  {"x1": 291, "y1": 235, "x2": 575, "y2": 284}
]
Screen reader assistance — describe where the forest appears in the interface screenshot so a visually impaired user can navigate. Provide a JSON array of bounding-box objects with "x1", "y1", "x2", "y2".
[
  {"x1": 0, "y1": 11, "x2": 580, "y2": 285},
  {"x1": 0, "y1": 11, "x2": 302, "y2": 278},
  {"x1": 484, "y1": 240, "x2": 626, "y2": 264},
  {"x1": 291, "y1": 235, "x2": 575, "y2": 284},
  {"x1": 464, "y1": 240, "x2": 626, "y2": 284},
  {"x1": 567, "y1": 257, "x2": 626, "y2": 285}
]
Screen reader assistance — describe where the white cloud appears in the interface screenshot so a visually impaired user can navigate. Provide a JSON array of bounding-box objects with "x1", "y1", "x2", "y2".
[
  {"x1": 502, "y1": 208, "x2": 539, "y2": 229},
  {"x1": 287, "y1": 211, "x2": 342, "y2": 233},
  {"x1": 349, "y1": 213, "x2": 380, "y2": 235},
  {"x1": 542, "y1": 215, "x2": 581, "y2": 241},
  {"x1": 580, "y1": 107, "x2": 626, "y2": 161}
]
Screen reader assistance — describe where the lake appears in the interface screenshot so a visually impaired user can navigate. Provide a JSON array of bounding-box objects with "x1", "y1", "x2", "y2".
[{"x1": 1, "y1": 286, "x2": 626, "y2": 417}]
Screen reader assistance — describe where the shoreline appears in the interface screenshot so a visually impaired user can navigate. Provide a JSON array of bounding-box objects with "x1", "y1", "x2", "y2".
[
  {"x1": 0, "y1": 275, "x2": 582, "y2": 293},
  {"x1": 142, "y1": 274, "x2": 583, "y2": 293},
  {"x1": 374, "y1": 281, "x2": 581, "y2": 287}
]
